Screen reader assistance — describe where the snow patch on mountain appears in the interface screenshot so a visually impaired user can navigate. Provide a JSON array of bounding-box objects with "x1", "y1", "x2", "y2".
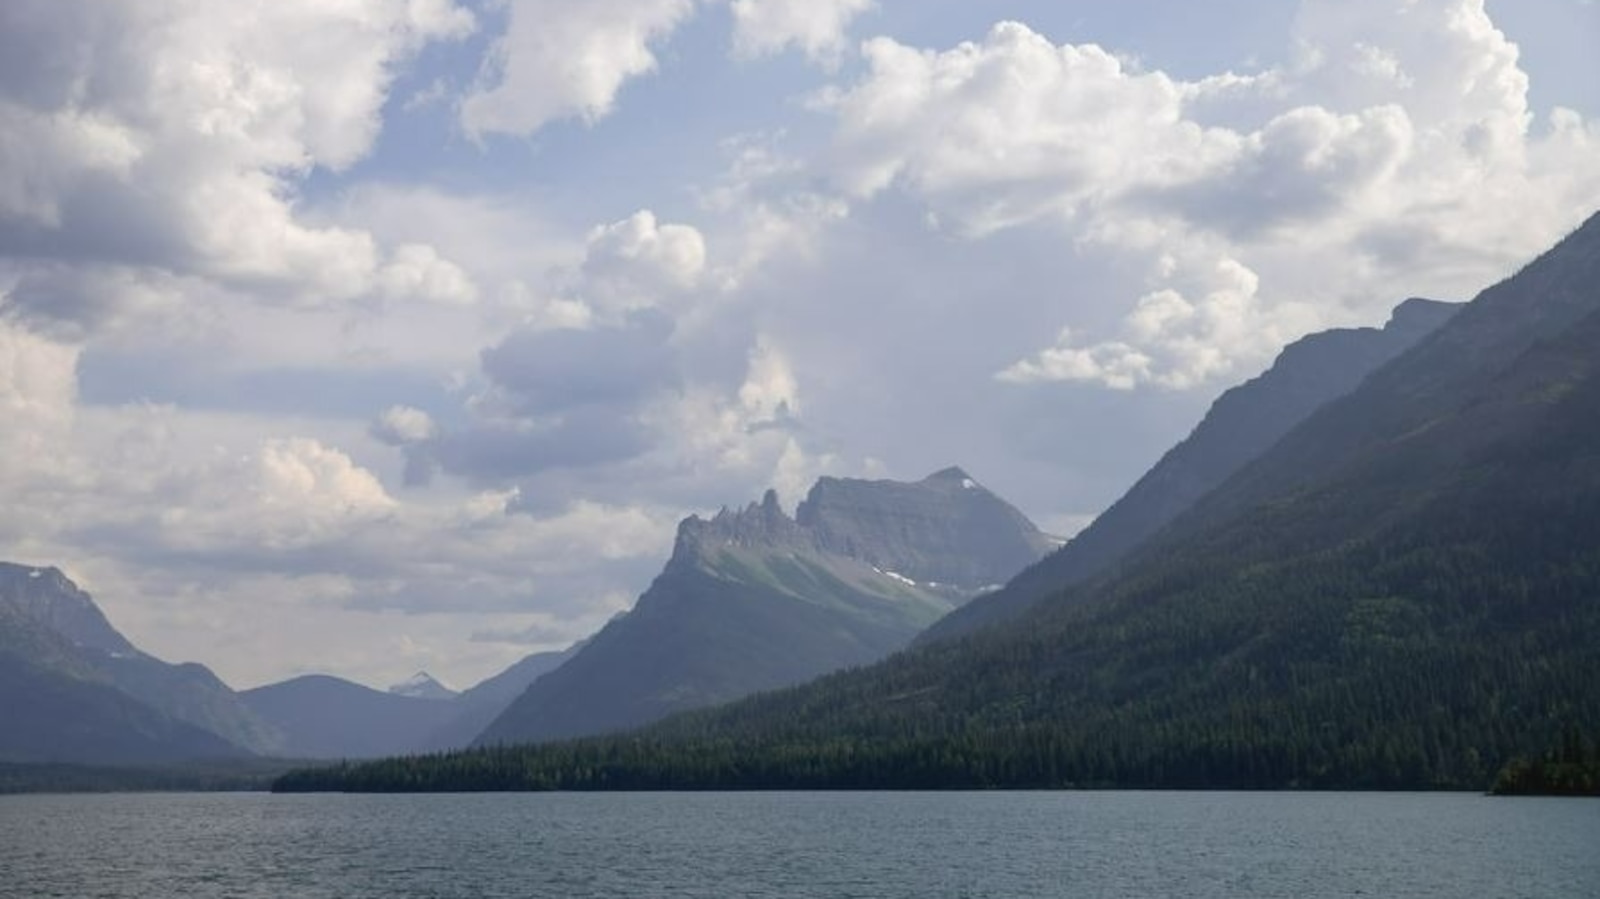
[{"x1": 388, "y1": 672, "x2": 457, "y2": 700}]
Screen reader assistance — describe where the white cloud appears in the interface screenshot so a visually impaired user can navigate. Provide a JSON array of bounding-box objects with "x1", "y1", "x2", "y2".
[
  {"x1": 377, "y1": 244, "x2": 479, "y2": 307},
  {"x1": 824, "y1": 23, "x2": 1215, "y2": 232},
  {"x1": 157, "y1": 439, "x2": 398, "y2": 553},
  {"x1": 461, "y1": 0, "x2": 698, "y2": 137},
  {"x1": 738, "y1": 336, "x2": 801, "y2": 420},
  {"x1": 0, "y1": 320, "x2": 77, "y2": 465},
  {"x1": 817, "y1": 1, "x2": 1600, "y2": 390},
  {"x1": 459, "y1": 0, "x2": 874, "y2": 138},
  {"x1": 372, "y1": 406, "x2": 439, "y2": 446},
  {"x1": 999, "y1": 332, "x2": 1154, "y2": 391},
  {"x1": 730, "y1": 0, "x2": 873, "y2": 62},
  {"x1": 0, "y1": 107, "x2": 141, "y2": 229},
  {"x1": 580, "y1": 210, "x2": 708, "y2": 316},
  {"x1": 999, "y1": 256, "x2": 1315, "y2": 390},
  {"x1": 0, "y1": 0, "x2": 477, "y2": 326}
]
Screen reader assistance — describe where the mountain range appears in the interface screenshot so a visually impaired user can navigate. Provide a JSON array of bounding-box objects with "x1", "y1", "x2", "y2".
[
  {"x1": 240, "y1": 648, "x2": 579, "y2": 758},
  {"x1": 0, "y1": 469, "x2": 1055, "y2": 762},
  {"x1": 276, "y1": 211, "x2": 1600, "y2": 793},
  {"x1": 0, "y1": 563, "x2": 580, "y2": 763}
]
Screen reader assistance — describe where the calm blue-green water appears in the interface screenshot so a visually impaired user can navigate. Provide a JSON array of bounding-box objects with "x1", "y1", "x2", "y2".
[{"x1": 0, "y1": 791, "x2": 1595, "y2": 898}]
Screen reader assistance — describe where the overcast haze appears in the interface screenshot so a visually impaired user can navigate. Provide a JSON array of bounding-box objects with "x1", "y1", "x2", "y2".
[{"x1": 2, "y1": 0, "x2": 1597, "y2": 690}]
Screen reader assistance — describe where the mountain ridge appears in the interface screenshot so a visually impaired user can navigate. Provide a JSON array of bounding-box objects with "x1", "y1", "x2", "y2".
[
  {"x1": 924, "y1": 296, "x2": 1458, "y2": 643},
  {"x1": 0, "y1": 565, "x2": 275, "y2": 763}
]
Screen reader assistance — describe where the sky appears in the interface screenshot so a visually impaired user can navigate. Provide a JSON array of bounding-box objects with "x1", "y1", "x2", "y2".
[{"x1": 2, "y1": 0, "x2": 1597, "y2": 691}]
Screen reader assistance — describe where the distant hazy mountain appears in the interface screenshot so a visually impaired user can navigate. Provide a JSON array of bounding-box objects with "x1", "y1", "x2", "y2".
[
  {"x1": 476, "y1": 470, "x2": 1056, "y2": 746},
  {"x1": 242, "y1": 676, "x2": 457, "y2": 759},
  {"x1": 924, "y1": 297, "x2": 1458, "y2": 643},
  {"x1": 242, "y1": 647, "x2": 583, "y2": 758},
  {"x1": 417, "y1": 646, "x2": 580, "y2": 752},
  {"x1": 387, "y1": 672, "x2": 457, "y2": 701},
  {"x1": 0, "y1": 564, "x2": 276, "y2": 762}
]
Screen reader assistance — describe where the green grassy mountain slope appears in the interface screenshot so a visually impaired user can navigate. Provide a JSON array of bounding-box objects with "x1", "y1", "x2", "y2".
[{"x1": 276, "y1": 211, "x2": 1600, "y2": 793}]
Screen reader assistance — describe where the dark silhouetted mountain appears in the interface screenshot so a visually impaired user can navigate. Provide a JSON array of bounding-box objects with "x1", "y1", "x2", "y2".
[
  {"x1": 0, "y1": 568, "x2": 262, "y2": 764},
  {"x1": 474, "y1": 472, "x2": 1055, "y2": 746},
  {"x1": 277, "y1": 211, "x2": 1600, "y2": 793},
  {"x1": 242, "y1": 676, "x2": 458, "y2": 759},
  {"x1": 925, "y1": 297, "x2": 1458, "y2": 643},
  {"x1": 0, "y1": 564, "x2": 282, "y2": 757},
  {"x1": 0, "y1": 656, "x2": 246, "y2": 765}
]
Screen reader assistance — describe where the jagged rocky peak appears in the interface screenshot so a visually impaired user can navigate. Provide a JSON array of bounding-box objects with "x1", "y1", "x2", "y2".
[
  {"x1": 671, "y1": 469, "x2": 1054, "y2": 590},
  {"x1": 675, "y1": 488, "x2": 809, "y2": 554},
  {"x1": 0, "y1": 561, "x2": 135, "y2": 655}
]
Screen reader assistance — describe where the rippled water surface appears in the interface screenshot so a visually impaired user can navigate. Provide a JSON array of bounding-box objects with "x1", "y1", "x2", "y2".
[{"x1": 1, "y1": 791, "x2": 1596, "y2": 898}]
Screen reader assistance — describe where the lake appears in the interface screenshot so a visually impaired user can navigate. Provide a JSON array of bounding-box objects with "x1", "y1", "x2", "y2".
[{"x1": 0, "y1": 791, "x2": 1595, "y2": 898}]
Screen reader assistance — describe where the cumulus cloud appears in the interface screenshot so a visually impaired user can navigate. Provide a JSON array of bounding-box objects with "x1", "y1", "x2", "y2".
[
  {"x1": 815, "y1": 1, "x2": 1600, "y2": 389},
  {"x1": 461, "y1": 0, "x2": 698, "y2": 137},
  {"x1": 371, "y1": 406, "x2": 438, "y2": 446},
  {"x1": 377, "y1": 244, "x2": 479, "y2": 307},
  {"x1": 999, "y1": 257, "x2": 1314, "y2": 390},
  {"x1": 0, "y1": 0, "x2": 477, "y2": 334},
  {"x1": 999, "y1": 333, "x2": 1154, "y2": 391},
  {"x1": 824, "y1": 23, "x2": 1212, "y2": 231},
  {"x1": 730, "y1": 0, "x2": 873, "y2": 62},
  {"x1": 580, "y1": 211, "x2": 708, "y2": 316},
  {"x1": 459, "y1": 0, "x2": 874, "y2": 137},
  {"x1": 156, "y1": 439, "x2": 398, "y2": 554}
]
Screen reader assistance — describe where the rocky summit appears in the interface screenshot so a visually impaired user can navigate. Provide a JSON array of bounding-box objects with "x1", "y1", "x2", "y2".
[{"x1": 474, "y1": 469, "x2": 1055, "y2": 746}]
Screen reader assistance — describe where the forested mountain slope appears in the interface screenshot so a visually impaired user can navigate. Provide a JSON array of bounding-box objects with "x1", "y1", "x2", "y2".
[{"x1": 925, "y1": 297, "x2": 1457, "y2": 643}]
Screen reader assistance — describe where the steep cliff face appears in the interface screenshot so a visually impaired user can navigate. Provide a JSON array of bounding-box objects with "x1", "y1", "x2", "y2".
[
  {"x1": 476, "y1": 469, "x2": 1054, "y2": 746},
  {"x1": 797, "y1": 468, "x2": 1060, "y2": 590}
]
